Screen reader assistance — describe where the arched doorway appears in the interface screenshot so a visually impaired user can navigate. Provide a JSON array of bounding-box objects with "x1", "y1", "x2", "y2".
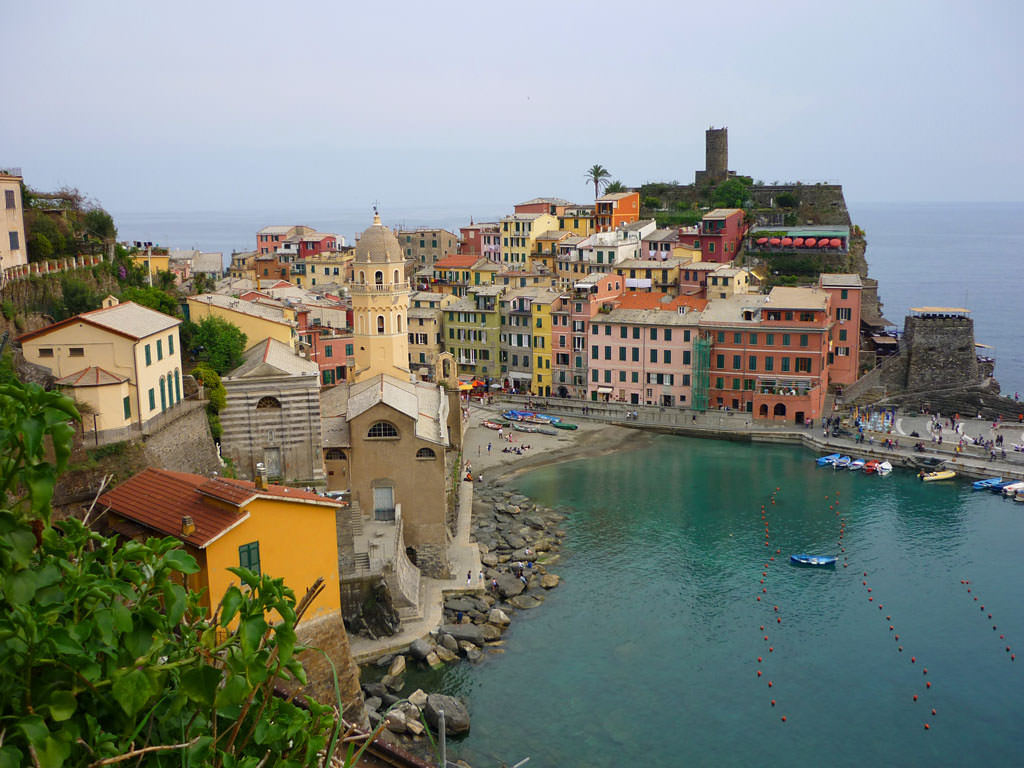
[
  {"x1": 773, "y1": 403, "x2": 787, "y2": 418},
  {"x1": 759, "y1": 404, "x2": 769, "y2": 417}
]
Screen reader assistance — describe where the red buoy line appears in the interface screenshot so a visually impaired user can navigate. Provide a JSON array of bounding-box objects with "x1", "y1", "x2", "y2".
[
  {"x1": 861, "y1": 568, "x2": 936, "y2": 730},
  {"x1": 960, "y1": 580, "x2": 1016, "y2": 662},
  {"x1": 755, "y1": 489, "x2": 787, "y2": 722}
]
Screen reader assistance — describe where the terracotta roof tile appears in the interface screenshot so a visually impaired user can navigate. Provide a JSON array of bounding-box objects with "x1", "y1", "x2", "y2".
[{"x1": 98, "y1": 468, "x2": 338, "y2": 548}]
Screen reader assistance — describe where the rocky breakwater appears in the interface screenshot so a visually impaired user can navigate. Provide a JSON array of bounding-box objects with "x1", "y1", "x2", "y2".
[{"x1": 359, "y1": 481, "x2": 567, "y2": 761}]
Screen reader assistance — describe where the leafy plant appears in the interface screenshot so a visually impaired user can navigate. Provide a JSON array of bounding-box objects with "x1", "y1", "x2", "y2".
[
  {"x1": 189, "y1": 316, "x2": 247, "y2": 375},
  {"x1": 604, "y1": 180, "x2": 626, "y2": 194},
  {"x1": 120, "y1": 285, "x2": 181, "y2": 317},
  {"x1": 0, "y1": 378, "x2": 360, "y2": 767},
  {"x1": 584, "y1": 164, "x2": 611, "y2": 199}
]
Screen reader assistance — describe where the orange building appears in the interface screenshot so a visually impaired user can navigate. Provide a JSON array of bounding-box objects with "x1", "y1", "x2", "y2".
[
  {"x1": 595, "y1": 192, "x2": 640, "y2": 231},
  {"x1": 98, "y1": 468, "x2": 344, "y2": 621}
]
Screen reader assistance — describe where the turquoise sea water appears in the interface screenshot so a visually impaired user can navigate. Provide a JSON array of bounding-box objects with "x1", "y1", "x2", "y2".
[{"x1": 405, "y1": 435, "x2": 1024, "y2": 767}]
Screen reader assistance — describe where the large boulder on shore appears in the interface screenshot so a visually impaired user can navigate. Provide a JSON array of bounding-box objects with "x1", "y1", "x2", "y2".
[
  {"x1": 424, "y1": 694, "x2": 471, "y2": 734},
  {"x1": 440, "y1": 623, "x2": 485, "y2": 645},
  {"x1": 540, "y1": 573, "x2": 560, "y2": 589},
  {"x1": 495, "y1": 573, "x2": 525, "y2": 599},
  {"x1": 488, "y1": 607, "x2": 511, "y2": 626},
  {"x1": 388, "y1": 655, "x2": 406, "y2": 677},
  {"x1": 409, "y1": 638, "x2": 433, "y2": 661}
]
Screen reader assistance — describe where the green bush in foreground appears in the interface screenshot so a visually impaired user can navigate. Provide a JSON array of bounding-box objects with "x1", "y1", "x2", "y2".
[{"x1": 0, "y1": 381, "x2": 366, "y2": 767}]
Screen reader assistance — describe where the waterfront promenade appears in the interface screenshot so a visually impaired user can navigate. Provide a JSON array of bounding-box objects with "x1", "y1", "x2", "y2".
[{"x1": 492, "y1": 394, "x2": 1024, "y2": 482}]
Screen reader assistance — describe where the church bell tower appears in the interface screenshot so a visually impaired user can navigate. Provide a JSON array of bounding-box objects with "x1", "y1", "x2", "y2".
[{"x1": 350, "y1": 211, "x2": 411, "y2": 382}]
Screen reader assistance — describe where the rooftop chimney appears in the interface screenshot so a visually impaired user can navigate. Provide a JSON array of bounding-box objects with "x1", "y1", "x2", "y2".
[
  {"x1": 181, "y1": 515, "x2": 196, "y2": 537},
  {"x1": 255, "y1": 463, "x2": 268, "y2": 490}
]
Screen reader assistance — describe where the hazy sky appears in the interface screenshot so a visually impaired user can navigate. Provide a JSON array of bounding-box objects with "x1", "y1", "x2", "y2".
[{"x1": 5, "y1": 1, "x2": 1021, "y2": 214}]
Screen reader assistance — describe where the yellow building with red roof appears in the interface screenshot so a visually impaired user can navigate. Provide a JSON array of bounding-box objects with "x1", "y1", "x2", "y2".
[{"x1": 98, "y1": 467, "x2": 343, "y2": 621}]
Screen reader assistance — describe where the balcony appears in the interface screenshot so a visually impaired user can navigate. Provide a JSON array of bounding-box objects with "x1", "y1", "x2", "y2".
[{"x1": 350, "y1": 281, "x2": 410, "y2": 295}]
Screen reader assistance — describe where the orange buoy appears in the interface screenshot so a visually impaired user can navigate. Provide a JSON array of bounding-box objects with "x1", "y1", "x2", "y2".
[
  {"x1": 867, "y1": 588, "x2": 872, "y2": 593},
  {"x1": 913, "y1": 695, "x2": 918, "y2": 701},
  {"x1": 890, "y1": 626, "x2": 894, "y2": 631},
  {"x1": 774, "y1": 606, "x2": 779, "y2": 611},
  {"x1": 757, "y1": 670, "x2": 762, "y2": 676},
  {"x1": 771, "y1": 699, "x2": 776, "y2": 707},
  {"x1": 924, "y1": 723, "x2": 930, "y2": 730},
  {"x1": 761, "y1": 626, "x2": 765, "y2": 631},
  {"x1": 769, "y1": 647, "x2": 774, "y2": 652},
  {"x1": 781, "y1": 716, "x2": 786, "y2": 722},
  {"x1": 926, "y1": 681, "x2": 931, "y2": 688},
  {"x1": 931, "y1": 709, "x2": 936, "y2": 716},
  {"x1": 895, "y1": 635, "x2": 900, "y2": 640},
  {"x1": 763, "y1": 588, "x2": 767, "y2": 593},
  {"x1": 768, "y1": 681, "x2": 773, "y2": 687},
  {"x1": 776, "y1": 549, "x2": 781, "y2": 554},
  {"x1": 887, "y1": 616, "x2": 891, "y2": 620},
  {"x1": 1012, "y1": 654, "x2": 1015, "y2": 661},
  {"x1": 764, "y1": 636, "x2": 769, "y2": 640},
  {"x1": 777, "y1": 617, "x2": 781, "y2": 623},
  {"x1": 923, "y1": 668, "x2": 927, "y2": 675},
  {"x1": 911, "y1": 657, "x2": 916, "y2": 663},
  {"x1": 1007, "y1": 647, "x2": 1012, "y2": 652},
  {"x1": 758, "y1": 657, "x2": 762, "y2": 662},
  {"x1": 899, "y1": 646, "x2": 903, "y2": 652},
  {"x1": 757, "y1": 597, "x2": 761, "y2": 601},
  {"x1": 869, "y1": 597, "x2": 873, "y2": 602}
]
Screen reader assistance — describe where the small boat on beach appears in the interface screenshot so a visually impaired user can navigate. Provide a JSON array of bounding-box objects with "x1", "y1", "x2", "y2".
[
  {"x1": 876, "y1": 461, "x2": 893, "y2": 476},
  {"x1": 973, "y1": 477, "x2": 1003, "y2": 490},
  {"x1": 833, "y1": 456, "x2": 852, "y2": 469},
  {"x1": 863, "y1": 460, "x2": 881, "y2": 474},
  {"x1": 919, "y1": 469, "x2": 957, "y2": 482},
  {"x1": 553, "y1": 422, "x2": 578, "y2": 430},
  {"x1": 849, "y1": 458, "x2": 866, "y2": 471},
  {"x1": 816, "y1": 453, "x2": 841, "y2": 466},
  {"x1": 481, "y1": 420, "x2": 508, "y2": 430},
  {"x1": 503, "y1": 409, "x2": 561, "y2": 424},
  {"x1": 511, "y1": 422, "x2": 557, "y2": 436},
  {"x1": 790, "y1": 554, "x2": 838, "y2": 567}
]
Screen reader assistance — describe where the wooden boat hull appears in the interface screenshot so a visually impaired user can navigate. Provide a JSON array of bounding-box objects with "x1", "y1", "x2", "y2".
[{"x1": 816, "y1": 453, "x2": 840, "y2": 466}]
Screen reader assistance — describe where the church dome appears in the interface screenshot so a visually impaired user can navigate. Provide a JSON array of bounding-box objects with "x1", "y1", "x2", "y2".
[{"x1": 355, "y1": 213, "x2": 403, "y2": 264}]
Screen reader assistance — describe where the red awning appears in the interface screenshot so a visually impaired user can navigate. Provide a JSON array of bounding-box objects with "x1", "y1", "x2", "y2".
[
  {"x1": 829, "y1": 238, "x2": 842, "y2": 248},
  {"x1": 781, "y1": 237, "x2": 793, "y2": 246},
  {"x1": 756, "y1": 237, "x2": 768, "y2": 244},
  {"x1": 805, "y1": 238, "x2": 817, "y2": 247},
  {"x1": 769, "y1": 238, "x2": 781, "y2": 245},
  {"x1": 793, "y1": 238, "x2": 805, "y2": 246}
]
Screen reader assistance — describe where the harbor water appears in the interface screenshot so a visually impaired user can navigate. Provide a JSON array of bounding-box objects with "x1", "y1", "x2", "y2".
[{"x1": 408, "y1": 434, "x2": 1023, "y2": 767}]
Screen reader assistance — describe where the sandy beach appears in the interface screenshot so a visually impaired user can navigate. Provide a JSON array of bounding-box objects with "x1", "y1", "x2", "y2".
[{"x1": 459, "y1": 402, "x2": 652, "y2": 485}]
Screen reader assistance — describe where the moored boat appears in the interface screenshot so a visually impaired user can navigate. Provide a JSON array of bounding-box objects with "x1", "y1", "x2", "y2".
[
  {"x1": 833, "y1": 456, "x2": 851, "y2": 469},
  {"x1": 816, "y1": 453, "x2": 841, "y2": 466},
  {"x1": 973, "y1": 477, "x2": 1003, "y2": 490},
  {"x1": 481, "y1": 420, "x2": 508, "y2": 430},
  {"x1": 919, "y1": 469, "x2": 957, "y2": 482},
  {"x1": 790, "y1": 554, "x2": 838, "y2": 567},
  {"x1": 863, "y1": 460, "x2": 881, "y2": 474},
  {"x1": 849, "y1": 458, "x2": 866, "y2": 471},
  {"x1": 553, "y1": 422, "x2": 578, "y2": 430},
  {"x1": 1001, "y1": 481, "x2": 1024, "y2": 496},
  {"x1": 990, "y1": 480, "x2": 1017, "y2": 493},
  {"x1": 876, "y1": 461, "x2": 893, "y2": 476}
]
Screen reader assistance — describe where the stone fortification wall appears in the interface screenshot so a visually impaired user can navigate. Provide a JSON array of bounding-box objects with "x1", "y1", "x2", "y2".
[
  {"x1": 142, "y1": 402, "x2": 221, "y2": 476},
  {"x1": 901, "y1": 315, "x2": 979, "y2": 392}
]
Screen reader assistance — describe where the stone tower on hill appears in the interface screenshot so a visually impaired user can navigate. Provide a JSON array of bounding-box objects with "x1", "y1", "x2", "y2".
[
  {"x1": 350, "y1": 212, "x2": 411, "y2": 383},
  {"x1": 695, "y1": 126, "x2": 730, "y2": 185}
]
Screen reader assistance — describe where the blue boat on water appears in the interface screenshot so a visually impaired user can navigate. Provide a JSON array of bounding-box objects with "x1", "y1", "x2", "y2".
[
  {"x1": 990, "y1": 480, "x2": 1017, "y2": 493},
  {"x1": 502, "y1": 409, "x2": 561, "y2": 424},
  {"x1": 816, "y1": 453, "x2": 841, "y2": 466},
  {"x1": 791, "y1": 554, "x2": 838, "y2": 567},
  {"x1": 833, "y1": 456, "x2": 852, "y2": 469},
  {"x1": 973, "y1": 477, "x2": 1003, "y2": 490},
  {"x1": 849, "y1": 458, "x2": 866, "y2": 471}
]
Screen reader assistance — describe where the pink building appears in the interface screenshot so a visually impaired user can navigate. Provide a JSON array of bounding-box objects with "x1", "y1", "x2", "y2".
[
  {"x1": 674, "y1": 210, "x2": 746, "y2": 264},
  {"x1": 551, "y1": 273, "x2": 624, "y2": 399},
  {"x1": 642, "y1": 228, "x2": 680, "y2": 260},
  {"x1": 818, "y1": 273, "x2": 863, "y2": 388},
  {"x1": 587, "y1": 292, "x2": 704, "y2": 406}
]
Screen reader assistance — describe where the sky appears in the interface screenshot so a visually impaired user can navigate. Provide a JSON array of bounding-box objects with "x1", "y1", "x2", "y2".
[{"x1": 5, "y1": 0, "x2": 1022, "y2": 215}]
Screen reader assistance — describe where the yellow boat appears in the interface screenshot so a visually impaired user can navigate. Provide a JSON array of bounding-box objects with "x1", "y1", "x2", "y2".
[{"x1": 919, "y1": 469, "x2": 956, "y2": 482}]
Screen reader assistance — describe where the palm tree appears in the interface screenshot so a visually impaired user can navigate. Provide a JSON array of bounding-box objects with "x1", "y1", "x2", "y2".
[
  {"x1": 585, "y1": 164, "x2": 611, "y2": 199},
  {"x1": 604, "y1": 180, "x2": 626, "y2": 194}
]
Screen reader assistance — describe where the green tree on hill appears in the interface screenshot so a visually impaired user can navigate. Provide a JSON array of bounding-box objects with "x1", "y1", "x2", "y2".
[
  {"x1": 604, "y1": 180, "x2": 626, "y2": 194},
  {"x1": 189, "y1": 315, "x2": 247, "y2": 375},
  {"x1": 711, "y1": 177, "x2": 751, "y2": 208},
  {"x1": 120, "y1": 285, "x2": 180, "y2": 317}
]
